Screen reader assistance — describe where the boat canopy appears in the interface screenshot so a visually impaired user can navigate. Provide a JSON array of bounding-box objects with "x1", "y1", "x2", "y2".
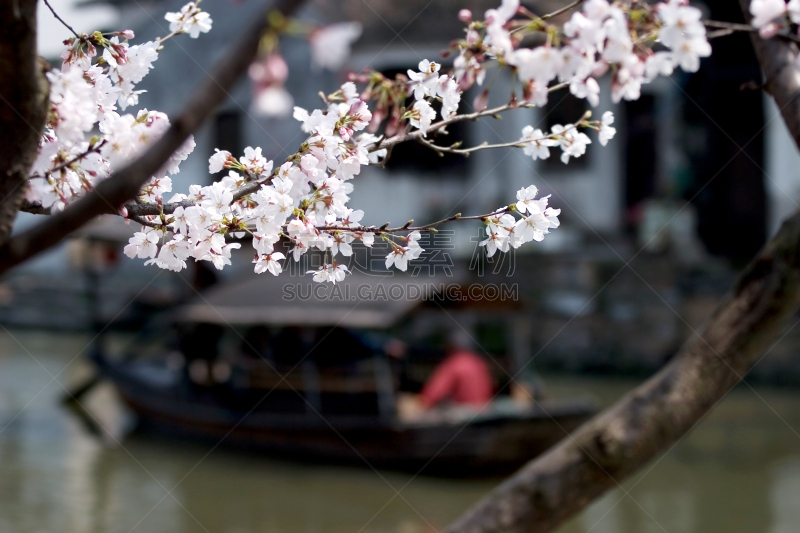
[{"x1": 175, "y1": 271, "x2": 449, "y2": 328}]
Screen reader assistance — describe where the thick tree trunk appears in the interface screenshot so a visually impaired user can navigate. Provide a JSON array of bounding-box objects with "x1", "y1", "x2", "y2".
[
  {"x1": 446, "y1": 4, "x2": 800, "y2": 533},
  {"x1": 0, "y1": 0, "x2": 49, "y2": 244}
]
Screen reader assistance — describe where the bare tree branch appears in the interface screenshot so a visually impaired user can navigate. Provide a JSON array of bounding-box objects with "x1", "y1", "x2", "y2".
[
  {"x1": 42, "y1": 0, "x2": 79, "y2": 38},
  {"x1": 0, "y1": 0, "x2": 49, "y2": 245},
  {"x1": 444, "y1": 5, "x2": 800, "y2": 532},
  {"x1": 0, "y1": 0, "x2": 306, "y2": 275},
  {"x1": 703, "y1": 19, "x2": 800, "y2": 43}
]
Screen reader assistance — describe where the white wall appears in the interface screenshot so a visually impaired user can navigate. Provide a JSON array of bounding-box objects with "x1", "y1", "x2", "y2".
[{"x1": 763, "y1": 96, "x2": 800, "y2": 237}]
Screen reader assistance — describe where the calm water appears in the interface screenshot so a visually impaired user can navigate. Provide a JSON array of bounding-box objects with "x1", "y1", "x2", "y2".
[{"x1": 1, "y1": 330, "x2": 800, "y2": 533}]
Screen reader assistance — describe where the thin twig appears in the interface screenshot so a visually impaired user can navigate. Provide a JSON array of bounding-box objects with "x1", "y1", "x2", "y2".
[
  {"x1": 29, "y1": 141, "x2": 107, "y2": 181},
  {"x1": 540, "y1": 0, "x2": 586, "y2": 21},
  {"x1": 43, "y1": 0, "x2": 79, "y2": 38},
  {"x1": 128, "y1": 214, "x2": 162, "y2": 228},
  {"x1": 704, "y1": 18, "x2": 800, "y2": 44},
  {"x1": 417, "y1": 137, "x2": 525, "y2": 156},
  {"x1": 314, "y1": 207, "x2": 511, "y2": 234},
  {"x1": 369, "y1": 82, "x2": 569, "y2": 153},
  {"x1": 416, "y1": 116, "x2": 584, "y2": 156}
]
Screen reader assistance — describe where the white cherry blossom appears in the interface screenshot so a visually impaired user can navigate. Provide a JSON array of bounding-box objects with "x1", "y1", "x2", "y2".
[
  {"x1": 750, "y1": 0, "x2": 787, "y2": 28},
  {"x1": 515, "y1": 185, "x2": 540, "y2": 214},
  {"x1": 164, "y1": 2, "x2": 213, "y2": 38},
  {"x1": 521, "y1": 126, "x2": 557, "y2": 161},
  {"x1": 408, "y1": 100, "x2": 436, "y2": 135},
  {"x1": 408, "y1": 60, "x2": 442, "y2": 100},
  {"x1": 309, "y1": 263, "x2": 349, "y2": 283},
  {"x1": 552, "y1": 125, "x2": 592, "y2": 164},
  {"x1": 598, "y1": 111, "x2": 616, "y2": 146},
  {"x1": 254, "y1": 252, "x2": 285, "y2": 276},
  {"x1": 50, "y1": 0, "x2": 729, "y2": 281},
  {"x1": 124, "y1": 229, "x2": 159, "y2": 259}
]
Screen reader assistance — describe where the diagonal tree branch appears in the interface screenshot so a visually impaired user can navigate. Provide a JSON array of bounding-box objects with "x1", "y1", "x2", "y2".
[
  {"x1": 0, "y1": 0, "x2": 306, "y2": 275},
  {"x1": 444, "y1": 4, "x2": 800, "y2": 533}
]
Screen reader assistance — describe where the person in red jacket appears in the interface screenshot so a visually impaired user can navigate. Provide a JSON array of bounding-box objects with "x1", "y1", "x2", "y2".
[{"x1": 419, "y1": 330, "x2": 495, "y2": 410}]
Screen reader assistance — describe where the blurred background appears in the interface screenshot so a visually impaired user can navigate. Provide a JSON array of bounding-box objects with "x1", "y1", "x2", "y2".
[{"x1": 4, "y1": 0, "x2": 800, "y2": 531}]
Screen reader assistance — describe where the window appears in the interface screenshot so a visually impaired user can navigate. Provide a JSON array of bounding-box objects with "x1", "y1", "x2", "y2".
[
  {"x1": 543, "y1": 93, "x2": 590, "y2": 171},
  {"x1": 378, "y1": 66, "x2": 469, "y2": 178},
  {"x1": 624, "y1": 94, "x2": 657, "y2": 210},
  {"x1": 213, "y1": 110, "x2": 242, "y2": 170}
]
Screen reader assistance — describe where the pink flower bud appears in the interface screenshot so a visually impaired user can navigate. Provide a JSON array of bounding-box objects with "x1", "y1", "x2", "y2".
[
  {"x1": 248, "y1": 53, "x2": 288, "y2": 85},
  {"x1": 458, "y1": 9, "x2": 472, "y2": 22},
  {"x1": 248, "y1": 62, "x2": 266, "y2": 83},
  {"x1": 117, "y1": 30, "x2": 135, "y2": 40},
  {"x1": 759, "y1": 22, "x2": 780, "y2": 39},
  {"x1": 265, "y1": 53, "x2": 289, "y2": 84},
  {"x1": 473, "y1": 89, "x2": 489, "y2": 112},
  {"x1": 119, "y1": 206, "x2": 128, "y2": 218},
  {"x1": 385, "y1": 115, "x2": 401, "y2": 137},
  {"x1": 111, "y1": 43, "x2": 128, "y2": 65},
  {"x1": 368, "y1": 107, "x2": 385, "y2": 133}
]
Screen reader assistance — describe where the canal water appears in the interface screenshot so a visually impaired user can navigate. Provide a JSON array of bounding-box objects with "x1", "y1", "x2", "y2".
[{"x1": 1, "y1": 330, "x2": 800, "y2": 533}]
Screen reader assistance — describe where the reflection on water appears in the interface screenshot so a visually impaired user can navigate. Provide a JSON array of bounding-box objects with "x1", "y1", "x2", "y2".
[{"x1": 2, "y1": 331, "x2": 800, "y2": 533}]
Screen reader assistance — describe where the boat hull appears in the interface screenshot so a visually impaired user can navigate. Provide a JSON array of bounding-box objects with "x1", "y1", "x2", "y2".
[{"x1": 103, "y1": 360, "x2": 594, "y2": 476}]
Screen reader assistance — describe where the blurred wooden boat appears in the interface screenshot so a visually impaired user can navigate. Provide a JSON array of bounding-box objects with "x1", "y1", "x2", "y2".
[{"x1": 94, "y1": 271, "x2": 596, "y2": 475}]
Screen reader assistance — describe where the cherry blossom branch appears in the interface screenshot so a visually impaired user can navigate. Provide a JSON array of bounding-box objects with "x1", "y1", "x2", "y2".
[
  {"x1": 369, "y1": 82, "x2": 568, "y2": 153},
  {"x1": 126, "y1": 82, "x2": 571, "y2": 219},
  {"x1": 103, "y1": 97, "x2": 561, "y2": 219},
  {"x1": 373, "y1": 103, "x2": 528, "y2": 151},
  {"x1": 157, "y1": 0, "x2": 205, "y2": 43},
  {"x1": 28, "y1": 140, "x2": 107, "y2": 181},
  {"x1": 415, "y1": 114, "x2": 586, "y2": 157},
  {"x1": 441, "y1": 5, "x2": 800, "y2": 531},
  {"x1": 313, "y1": 207, "x2": 512, "y2": 235},
  {"x1": 157, "y1": 28, "x2": 187, "y2": 44},
  {"x1": 18, "y1": 89, "x2": 570, "y2": 221},
  {"x1": 416, "y1": 136, "x2": 527, "y2": 156},
  {"x1": 20, "y1": 170, "x2": 276, "y2": 218},
  {"x1": 120, "y1": 202, "x2": 512, "y2": 240},
  {"x1": 42, "y1": 0, "x2": 79, "y2": 38},
  {"x1": 128, "y1": 214, "x2": 163, "y2": 228},
  {"x1": 0, "y1": 0, "x2": 307, "y2": 275}
]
